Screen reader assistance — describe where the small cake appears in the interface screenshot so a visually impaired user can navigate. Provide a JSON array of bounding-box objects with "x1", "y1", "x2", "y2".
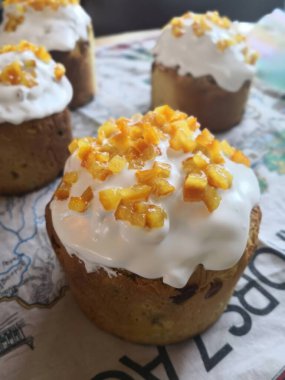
[
  {"x1": 46, "y1": 106, "x2": 261, "y2": 345},
  {"x1": 248, "y1": 9, "x2": 285, "y2": 93},
  {"x1": 152, "y1": 11, "x2": 259, "y2": 132},
  {"x1": 0, "y1": 41, "x2": 72, "y2": 195},
  {"x1": 0, "y1": 0, "x2": 95, "y2": 109}
]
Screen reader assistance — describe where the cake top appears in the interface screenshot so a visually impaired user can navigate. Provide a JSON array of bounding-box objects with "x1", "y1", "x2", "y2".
[
  {"x1": 153, "y1": 11, "x2": 259, "y2": 92},
  {"x1": 0, "y1": 0, "x2": 91, "y2": 51},
  {"x1": 51, "y1": 106, "x2": 260, "y2": 288},
  {"x1": 0, "y1": 41, "x2": 72, "y2": 124},
  {"x1": 3, "y1": 0, "x2": 79, "y2": 10}
]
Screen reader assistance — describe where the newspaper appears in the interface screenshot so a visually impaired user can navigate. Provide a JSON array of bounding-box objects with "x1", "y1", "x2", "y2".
[{"x1": 0, "y1": 38, "x2": 285, "y2": 380}]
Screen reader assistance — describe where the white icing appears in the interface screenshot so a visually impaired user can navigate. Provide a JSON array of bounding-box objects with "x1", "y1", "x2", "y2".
[
  {"x1": 50, "y1": 138, "x2": 260, "y2": 289},
  {"x1": 153, "y1": 15, "x2": 256, "y2": 92},
  {"x1": 0, "y1": 50, "x2": 72, "y2": 124},
  {"x1": 0, "y1": 4, "x2": 91, "y2": 51}
]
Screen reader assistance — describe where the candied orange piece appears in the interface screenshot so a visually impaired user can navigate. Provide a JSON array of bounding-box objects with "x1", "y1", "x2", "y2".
[
  {"x1": 81, "y1": 186, "x2": 94, "y2": 203},
  {"x1": 35, "y1": 45, "x2": 51, "y2": 63},
  {"x1": 220, "y1": 140, "x2": 235, "y2": 157},
  {"x1": 99, "y1": 188, "x2": 122, "y2": 211},
  {"x1": 192, "y1": 18, "x2": 211, "y2": 37},
  {"x1": 216, "y1": 39, "x2": 234, "y2": 52},
  {"x1": 208, "y1": 140, "x2": 225, "y2": 164},
  {"x1": 136, "y1": 168, "x2": 155, "y2": 185},
  {"x1": 170, "y1": 110, "x2": 188, "y2": 123},
  {"x1": 68, "y1": 187, "x2": 93, "y2": 213},
  {"x1": 68, "y1": 139, "x2": 79, "y2": 154},
  {"x1": 154, "y1": 105, "x2": 175, "y2": 122},
  {"x1": 115, "y1": 202, "x2": 147, "y2": 227},
  {"x1": 187, "y1": 116, "x2": 200, "y2": 131},
  {"x1": 206, "y1": 164, "x2": 233, "y2": 189},
  {"x1": 129, "y1": 124, "x2": 144, "y2": 139},
  {"x1": 184, "y1": 188, "x2": 204, "y2": 202},
  {"x1": 246, "y1": 52, "x2": 259, "y2": 65},
  {"x1": 136, "y1": 161, "x2": 170, "y2": 185},
  {"x1": 88, "y1": 163, "x2": 112, "y2": 181},
  {"x1": 95, "y1": 151, "x2": 110, "y2": 163},
  {"x1": 170, "y1": 120, "x2": 189, "y2": 135},
  {"x1": 193, "y1": 151, "x2": 209, "y2": 169},
  {"x1": 68, "y1": 197, "x2": 87, "y2": 212},
  {"x1": 171, "y1": 17, "x2": 183, "y2": 27},
  {"x1": 1, "y1": 61, "x2": 22, "y2": 85},
  {"x1": 182, "y1": 157, "x2": 196, "y2": 173},
  {"x1": 109, "y1": 132, "x2": 130, "y2": 153},
  {"x1": 231, "y1": 150, "x2": 251, "y2": 167},
  {"x1": 234, "y1": 34, "x2": 246, "y2": 43},
  {"x1": 185, "y1": 171, "x2": 208, "y2": 190},
  {"x1": 54, "y1": 63, "x2": 65, "y2": 81},
  {"x1": 153, "y1": 161, "x2": 171, "y2": 177},
  {"x1": 133, "y1": 202, "x2": 148, "y2": 214},
  {"x1": 4, "y1": 13, "x2": 24, "y2": 32},
  {"x1": 97, "y1": 121, "x2": 118, "y2": 144},
  {"x1": 63, "y1": 171, "x2": 78, "y2": 185},
  {"x1": 172, "y1": 26, "x2": 184, "y2": 37},
  {"x1": 203, "y1": 185, "x2": 221, "y2": 212},
  {"x1": 152, "y1": 179, "x2": 175, "y2": 197},
  {"x1": 77, "y1": 139, "x2": 93, "y2": 161},
  {"x1": 55, "y1": 184, "x2": 70, "y2": 200},
  {"x1": 146, "y1": 205, "x2": 167, "y2": 228},
  {"x1": 143, "y1": 124, "x2": 160, "y2": 145},
  {"x1": 196, "y1": 128, "x2": 214, "y2": 147},
  {"x1": 121, "y1": 184, "x2": 152, "y2": 202},
  {"x1": 170, "y1": 130, "x2": 196, "y2": 153},
  {"x1": 108, "y1": 155, "x2": 127, "y2": 173}
]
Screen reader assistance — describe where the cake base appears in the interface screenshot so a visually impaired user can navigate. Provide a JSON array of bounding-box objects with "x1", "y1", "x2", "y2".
[
  {"x1": 51, "y1": 26, "x2": 96, "y2": 110},
  {"x1": 151, "y1": 62, "x2": 251, "y2": 132},
  {"x1": 0, "y1": 109, "x2": 72, "y2": 195},
  {"x1": 46, "y1": 202, "x2": 261, "y2": 345}
]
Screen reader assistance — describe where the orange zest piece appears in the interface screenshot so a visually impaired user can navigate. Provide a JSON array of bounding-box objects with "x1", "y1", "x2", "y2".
[
  {"x1": 55, "y1": 171, "x2": 78, "y2": 200},
  {"x1": 115, "y1": 201, "x2": 167, "y2": 229},
  {"x1": 68, "y1": 186, "x2": 93, "y2": 213},
  {"x1": 206, "y1": 164, "x2": 233, "y2": 190}
]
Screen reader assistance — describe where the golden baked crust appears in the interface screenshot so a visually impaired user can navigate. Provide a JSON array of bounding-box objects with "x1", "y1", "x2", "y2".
[
  {"x1": 51, "y1": 26, "x2": 96, "y2": 109},
  {"x1": 46, "y1": 201, "x2": 261, "y2": 345},
  {"x1": 0, "y1": 109, "x2": 72, "y2": 195},
  {"x1": 151, "y1": 62, "x2": 251, "y2": 132}
]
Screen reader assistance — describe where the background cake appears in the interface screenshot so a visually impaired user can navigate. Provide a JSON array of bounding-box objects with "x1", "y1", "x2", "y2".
[
  {"x1": 0, "y1": 41, "x2": 72, "y2": 195},
  {"x1": 152, "y1": 11, "x2": 259, "y2": 132},
  {"x1": 0, "y1": 0, "x2": 95, "y2": 109},
  {"x1": 46, "y1": 105, "x2": 261, "y2": 344}
]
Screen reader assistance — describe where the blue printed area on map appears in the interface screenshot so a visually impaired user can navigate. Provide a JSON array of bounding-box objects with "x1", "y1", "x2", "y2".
[{"x1": 0, "y1": 182, "x2": 66, "y2": 306}]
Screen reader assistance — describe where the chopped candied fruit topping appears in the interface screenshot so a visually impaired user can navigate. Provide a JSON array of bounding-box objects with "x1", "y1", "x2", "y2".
[
  {"x1": 0, "y1": 41, "x2": 51, "y2": 63},
  {"x1": 54, "y1": 63, "x2": 65, "y2": 81},
  {"x1": 4, "y1": 13, "x2": 24, "y2": 32},
  {"x1": 205, "y1": 11, "x2": 231, "y2": 29},
  {"x1": 167, "y1": 11, "x2": 258, "y2": 65},
  {"x1": 203, "y1": 186, "x2": 221, "y2": 212},
  {"x1": 136, "y1": 161, "x2": 175, "y2": 197},
  {"x1": 55, "y1": 171, "x2": 78, "y2": 200},
  {"x1": 3, "y1": 0, "x2": 79, "y2": 11},
  {"x1": 115, "y1": 201, "x2": 167, "y2": 229},
  {"x1": 206, "y1": 164, "x2": 233, "y2": 190},
  {"x1": 185, "y1": 171, "x2": 208, "y2": 190},
  {"x1": 0, "y1": 41, "x2": 65, "y2": 87},
  {"x1": 68, "y1": 186, "x2": 94, "y2": 213},
  {"x1": 231, "y1": 150, "x2": 251, "y2": 167},
  {"x1": 0, "y1": 61, "x2": 37, "y2": 88},
  {"x1": 66, "y1": 105, "x2": 250, "y2": 221}
]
